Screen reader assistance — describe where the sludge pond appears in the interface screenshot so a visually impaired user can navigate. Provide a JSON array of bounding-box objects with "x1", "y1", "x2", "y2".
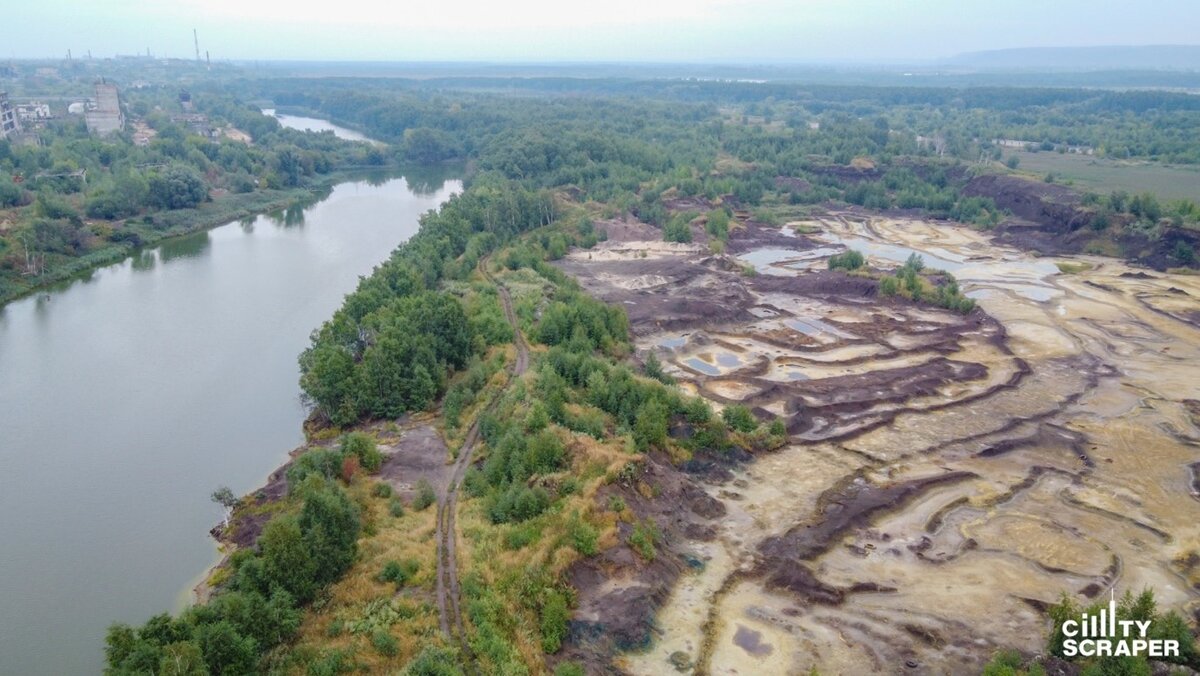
[{"x1": 552, "y1": 212, "x2": 1200, "y2": 674}]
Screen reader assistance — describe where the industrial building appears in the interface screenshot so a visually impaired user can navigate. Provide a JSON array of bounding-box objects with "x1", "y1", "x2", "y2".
[
  {"x1": 85, "y1": 83, "x2": 124, "y2": 136},
  {"x1": 0, "y1": 91, "x2": 19, "y2": 139}
]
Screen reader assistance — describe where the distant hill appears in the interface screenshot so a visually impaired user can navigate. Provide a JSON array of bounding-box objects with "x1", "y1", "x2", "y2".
[{"x1": 945, "y1": 45, "x2": 1200, "y2": 70}]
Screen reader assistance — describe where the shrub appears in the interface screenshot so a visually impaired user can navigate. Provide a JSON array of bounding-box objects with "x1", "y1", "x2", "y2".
[
  {"x1": 567, "y1": 512, "x2": 599, "y2": 556},
  {"x1": 540, "y1": 588, "x2": 571, "y2": 654},
  {"x1": 378, "y1": 559, "x2": 420, "y2": 587},
  {"x1": 400, "y1": 645, "x2": 463, "y2": 676},
  {"x1": 372, "y1": 482, "x2": 393, "y2": 498},
  {"x1": 879, "y1": 275, "x2": 900, "y2": 296},
  {"x1": 629, "y1": 519, "x2": 661, "y2": 561},
  {"x1": 1173, "y1": 240, "x2": 1196, "y2": 265},
  {"x1": 371, "y1": 629, "x2": 399, "y2": 656},
  {"x1": 828, "y1": 249, "x2": 865, "y2": 271},
  {"x1": 388, "y1": 498, "x2": 405, "y2": 518},
  {"x1": 488, "y1": 485, "x2": 550, "y2": 524},
  {"x1": 340, "y1": 454, "x2": 360, "y2": 482},
  {"x1": 341, "y1": 433, "x2": 383, "y2": 473},
  {"x1": 643, "y1": 352, "x2": 674, "y2": 384},
  {"x1": 769, "y1": 418, "x2": 787, "y2": 437},
  {"x1": 705, "y1": 208, "x2": 730, "y2": 241},
  {"x1": 662, "y1": 212, "x2": 694, "y2": 243},
  {"x1": 286, "y1": 449, "x2": 343, "y2": 489},
  {"x1": 412, "y1": 479, "x2": 437, "y2": 511},
  {"x1": 307, "y1": 649, "x2": 353, "y2": 676},
  {"x1": 722, "y1": 405, "x2": 758, "y2": 433},
  {"x1": 504, "y1": 522, "x2": 542, "y2": 550}
]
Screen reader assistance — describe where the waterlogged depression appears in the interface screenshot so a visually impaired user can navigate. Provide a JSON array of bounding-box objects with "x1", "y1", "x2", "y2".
[{"x1": 553, "y1": 212, "x2": 1200, "y2": 674}]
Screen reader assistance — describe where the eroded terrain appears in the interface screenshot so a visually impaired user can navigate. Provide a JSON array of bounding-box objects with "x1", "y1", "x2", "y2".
[{"x1": 554, "y1": 212, "x2": 1200, "y2": 674}]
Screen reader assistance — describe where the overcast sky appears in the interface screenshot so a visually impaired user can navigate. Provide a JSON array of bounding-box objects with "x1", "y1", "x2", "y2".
[{"x1": 6, "y1": 0, "x2": 1199, "y2": 62}]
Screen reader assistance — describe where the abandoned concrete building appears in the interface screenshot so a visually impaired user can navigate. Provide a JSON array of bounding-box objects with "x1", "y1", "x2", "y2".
[
  {"x1": 0, "y1": 91, "x2": 20, "y2": 139},
  {"x1": 85, "y1": 83, "x2": 124, "y2": 136}
]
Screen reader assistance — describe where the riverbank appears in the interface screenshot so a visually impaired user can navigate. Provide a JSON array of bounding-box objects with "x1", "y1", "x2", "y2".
[
  {"x1": 0, "y1": 174, "x2": 462, "y2": 675},
  {"x1": 0, "y1": 168, "x2": 396, "y2": 308}
]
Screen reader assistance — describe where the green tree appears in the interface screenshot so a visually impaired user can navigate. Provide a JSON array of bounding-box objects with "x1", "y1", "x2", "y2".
[
  {"x1": 634, "y1": 398, "x2": 669, "y2": 450},
  {"x1": 663, "y1": 213, "x2": 694, "y2": 243},
  {"x1": 147, "y1": 165, "x2": 208, "y2": 210},
  {"x1": 298, "y1": 481, "x2": 361, "y2": 585},
  {"x1": 705, "y1": 208, "x2": 730, "y2": 241},
  {"x1": 196, "y1": 621, "x2": 257, "y2": 676},
  {"x1": 158, "y1": 641, "x2": 206, "y2": 676},
  {"x1": 258, "y1": 517, "x2": 317, "y2": 602}
]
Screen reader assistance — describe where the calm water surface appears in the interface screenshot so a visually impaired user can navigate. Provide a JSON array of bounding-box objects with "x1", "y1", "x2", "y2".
[
  {"x1": 0, "y1": 173, "x2": 460, "y2": 674},
  {"x1": 263, "y1": 108, "x2": 379, "y2": 144}
]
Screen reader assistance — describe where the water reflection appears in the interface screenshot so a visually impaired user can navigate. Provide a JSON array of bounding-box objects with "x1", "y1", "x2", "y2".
[
  {"x1": 130, "y1": 249, "x2": 157, "y2": 272},
  {"x1": 158, "y1": 231, "x2": 211, "y2": 262},
  {"x1": 400, "y1": 162, "x2": 463, "y2": 197}
]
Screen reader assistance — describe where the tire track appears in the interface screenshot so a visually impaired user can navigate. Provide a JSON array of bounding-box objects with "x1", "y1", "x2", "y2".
[{"x1": 435, "y1": 259, "x2": 528, "y2": 657}]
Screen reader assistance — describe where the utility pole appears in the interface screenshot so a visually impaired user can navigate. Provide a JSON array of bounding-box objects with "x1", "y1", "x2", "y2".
[{"x1": 193, "y1": 29, "x2": 200, "y2": 62}]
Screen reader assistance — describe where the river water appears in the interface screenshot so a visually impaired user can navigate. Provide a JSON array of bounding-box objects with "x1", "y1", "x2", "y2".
[
  {"x1": 0, "y1": 171, "x2": 460, "y2": 674},
  {"x1": 263, "y1": 108, "x2": 380, "y2": 144}
]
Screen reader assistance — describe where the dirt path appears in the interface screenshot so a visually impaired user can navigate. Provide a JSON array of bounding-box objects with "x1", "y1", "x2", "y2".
[{"x1": 435, "y1": 260, "x2": 528, "y2": 656}]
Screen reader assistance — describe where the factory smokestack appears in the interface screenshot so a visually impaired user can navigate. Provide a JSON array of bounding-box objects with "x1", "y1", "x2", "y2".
[{"x1": 193, "y1": 29, "x2": 200, "y2": 61}]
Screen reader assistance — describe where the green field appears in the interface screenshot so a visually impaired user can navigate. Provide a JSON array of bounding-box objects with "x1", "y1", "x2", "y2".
[{"x1": 1007, "y1": 149, "x2": 1200, "y2": 202}]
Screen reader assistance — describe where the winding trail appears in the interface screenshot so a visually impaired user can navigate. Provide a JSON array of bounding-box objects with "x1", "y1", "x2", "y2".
[{"x1": 435, "y1": 259, "x2": 528, "y2": 655}]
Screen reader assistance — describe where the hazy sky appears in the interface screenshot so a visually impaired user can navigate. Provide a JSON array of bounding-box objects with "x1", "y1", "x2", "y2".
[{"x1": 6, "y1": 0, "x2": 1200, "y2": 62}]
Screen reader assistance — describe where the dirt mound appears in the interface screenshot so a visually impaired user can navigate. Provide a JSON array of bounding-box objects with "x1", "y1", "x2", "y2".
[
  {"x1": 964, "y1": 173, "x2": 1200, "y2": 270},
  {"x1": 964, "y1": 174, "x2": 1089, "y2": 232},
  {"x1": 808, "y1": 163, "x2": 883, "y2": 183},
  {"x1": 561, "y1": 450, "x2": 743, "y2": 670}
]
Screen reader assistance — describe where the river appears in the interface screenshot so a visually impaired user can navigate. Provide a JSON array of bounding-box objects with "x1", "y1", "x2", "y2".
[
  {"x1": 263, "y1": 108, "x2": 380, "y2": 144},
  {"x1": 0, "y1": 172, "x2": 461, "y2": 675}
]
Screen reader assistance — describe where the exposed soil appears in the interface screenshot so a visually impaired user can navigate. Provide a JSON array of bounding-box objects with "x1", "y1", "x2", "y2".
[
  {"x1": 552, "y1": 211, "x2": 1200, "y2": 675},
  {"x1": 379, "y1": 423, "x2": 453, "y2": 502},
  {"x1": 560, "y1": 449, "x2": 744, "y2": 666},
  {"x1": 963, "y1": 173, "x2": 1200, "y2": 271}
]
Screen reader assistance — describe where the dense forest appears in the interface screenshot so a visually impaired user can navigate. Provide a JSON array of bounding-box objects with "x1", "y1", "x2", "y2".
[{"x1": 7, "y1": 65, "x2": 1200, "y2": 304}]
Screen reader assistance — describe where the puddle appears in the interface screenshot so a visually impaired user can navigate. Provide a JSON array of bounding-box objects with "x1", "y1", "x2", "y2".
[
  {"x1": 684, "y1": 357, "x2": 722, "y2": 376},
  {"x1": 737, "y1": 248, "x2": 806, "y2": 275},
  {"x1": 657, "y1": 334, "x2": 689, "y2": 349},
  {"x1": 785, "y1": 316, "x2": 853, "y2": 339}
]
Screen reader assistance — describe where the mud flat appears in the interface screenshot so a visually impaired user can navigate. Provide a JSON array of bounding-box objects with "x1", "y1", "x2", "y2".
[{"x1": 553, "y1": 212, "x2": 1200, "y2": 674}]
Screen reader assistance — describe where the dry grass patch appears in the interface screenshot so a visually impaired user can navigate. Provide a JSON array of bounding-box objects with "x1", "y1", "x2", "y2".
[{"x1": 288, "y1": 477, "x2": 443, "y2": 672}]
